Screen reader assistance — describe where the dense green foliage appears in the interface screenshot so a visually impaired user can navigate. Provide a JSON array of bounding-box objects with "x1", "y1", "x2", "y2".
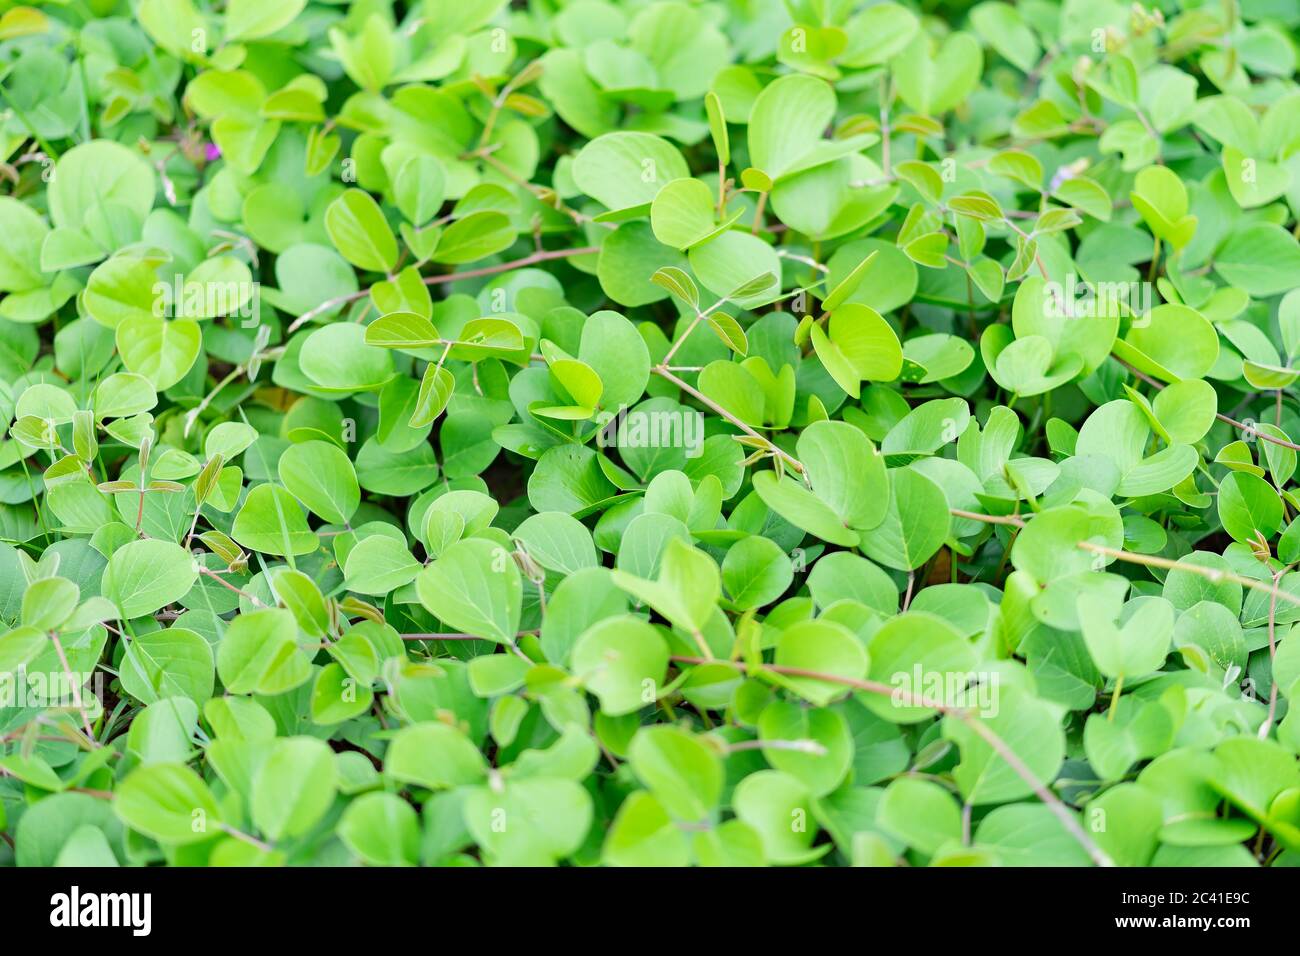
[{"x1": 1, "y1": 0, "x2": 1299, "y2": 868}]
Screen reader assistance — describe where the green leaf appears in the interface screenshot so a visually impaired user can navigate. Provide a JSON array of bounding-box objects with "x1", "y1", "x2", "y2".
[
  {"x1": 572, "y1": 132, "x2": 690, "y2": 215},
  {"x1": 757, "y1": 700, "x2": 852, "y2": 796},
  {"x1": 650, "y1": 178, "x2": 731, "y2": 250},
  {"x1": 798, "y1": 419, "x2": 889, "y2": 530},
  {"x1": 251, "y1": 737, "x2": 337, "y2": 840},
  {"x1": 862, "y1": 611, "x2": 977, "y2": 722},
  {"x1": 892, "y1": 31, "x2": 982, "y2": 115},
  {"x1": 338, "y1": 792, "x2": 420, "y2": 866},
  {"x1": 856, "y1": 468, "x2": 950, "y2": 571},
  {"x1": 878, "y1": 777, "x2": 962, "y2": 854},
  {"x1": 943, "y1": 688, "x2": 1066, "y2": 806},
  {"x1": 300, "y1": 323, "x2": 395, "y2": 392},
  {"x1": 115, "y1": 763, "x2": 222, "y2": 845},
  {"x1": 325, "y1": 189, "x2": 399, "y2": 273},
  {"x1": 572, "y1": 615, "x2": 669, "y2": 716},
  {"x1": 103, "y1": 540, "x2": 197, "y2": 619},
  {"x1": 278, "y1": 440, "x2": 360, "y2": 524},
  {"x1": 627, "y1": 725, "x2": 723, "y2": 821},
  {"x1": 1079, "y1": 594, "x2": 1175, "y2": 680},
  {"x1": 602, "y1": 791, "x2": 689, "y2": 866},
  {"x1": 1215, "y1": 224, "x2": 1300, "y2": 297},
  {"x1": 216, "y1": 607, "x2": 313, "y2": 695},
  {"x1": 1218, "y1": 471, "x2": 1284, "y2": 545},
  {"x1": 1130, "y1": 166, "x2": 1197, "y2": 250},
  {"x1": 120, "y1": 627, "x2": 214, "y2": 707},
  {"x1": 463, "y1": 776, "x2": 592, "y2": 865},
  {"x1": 748, "y1": 74, "x2": 837, "y2": 182},
  {"x1": 232, "y1": 483, "x2": 320, "y2": 557},
  {"x1": 610, "y1": 537, "x2": 720, "y2": 635},
  {"x1": 1113, "y1": 304, "x2": 1219, "y2": 384},
  {"x1": 433, "y1": 212, "x2": 516, "y2": 265},
  {"x1": 722, "y1": 536, "x2": 794, "y2": 610},
  {"x1": 970, "y1": 2, "x2": 1040, "y2": 72},
  {"x1": 416, "y1": 538, "x2": 522, "y2": 644},
  {"x1": 688, "y1": 231, "x2": 782, "y2": 310},
  {"x1": 386, "y1": 722, "x2": 487, "y2": 790},
  {"x1": 772, "y1": 619, "x2": 868, "y2": 707},
  {"x1": 117, "y1": 317, "x2": 203, "y2": 391},
  {"x1": 344, "y1": 535, "x2": 421, "y2": 596}
]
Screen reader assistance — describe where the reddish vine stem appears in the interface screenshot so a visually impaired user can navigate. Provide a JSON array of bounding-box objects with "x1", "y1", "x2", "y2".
[
  {"x1": 669, "y1": 655, "x2": 1115, "y2": 868},
  {"x1": 400, "y1": 631, "x2": 539, "y2": 642},
  {"x1": 198, "y1": 566, "x2": 266, "y2": 607},
  {"x1": 421, "y1": 246, "x2": 599, "y2": 287},
  {"x1": 1263, "y1": 568, "x2": 1283, "y2": 736},
  {"x1": 286, "y1": 246, "x2": 600, "y2": 334},
  {"x1": 1078, "y1": 541, "x2": 1300, "y2": 608},
  {"x1": 952, "y1": 508, "x2": 1300, "y2": 609},
  {"x1": 654, "y1": 366, "x2": 804, "y2": 474},
  {"x1": 48, "y1": 632, "x2": 98, "y2": 748},
  {"x1": 1119, "y1": 359, "x2": 1300, "y2": 452}
]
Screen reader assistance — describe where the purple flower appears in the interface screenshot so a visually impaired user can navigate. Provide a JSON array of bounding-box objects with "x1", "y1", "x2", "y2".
[
  {"x1": 1049, "y1": 158, "x2": 1089, "y2": 193},
  {"x1": 204, "y1": 143, "x2": 222, "y2": 162}
]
